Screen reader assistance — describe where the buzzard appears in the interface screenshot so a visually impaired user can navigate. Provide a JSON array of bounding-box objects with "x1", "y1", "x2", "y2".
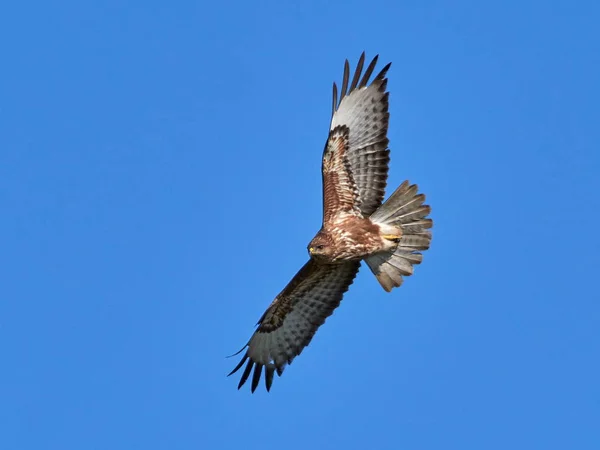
[{"x1": 229, "y1": 53, "x2": 433, "y2": 392}]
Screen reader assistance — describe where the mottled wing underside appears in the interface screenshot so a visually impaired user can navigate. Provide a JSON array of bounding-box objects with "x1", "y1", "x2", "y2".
[
  {"x1": 323, "y1": 53, "x2": 392, "y2": 221},
  {"x1": 228, "y1": 259, "x2": 360, "y2": 392},
  {"x1": 322, "y1": 125, "x2": 361, "y2": 221}
]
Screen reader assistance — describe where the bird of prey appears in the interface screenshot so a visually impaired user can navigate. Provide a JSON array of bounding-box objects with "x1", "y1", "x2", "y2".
[{"x1": 229, "y1": 53, "x2": 433, "y2": 392}]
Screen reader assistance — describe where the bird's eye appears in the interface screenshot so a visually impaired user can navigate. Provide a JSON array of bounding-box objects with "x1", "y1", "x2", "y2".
[{"x1": 316, "y1": 245, "x2": 324, "y2": 250}]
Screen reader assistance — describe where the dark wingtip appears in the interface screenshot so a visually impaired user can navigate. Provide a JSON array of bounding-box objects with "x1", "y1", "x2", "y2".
[
  {"x1": 375, "y1": 62, "x2": 392, "y2": 81},
  {"x1": 349, "y1": 52, "x2": 366, "y2": 92},
  {"x1": 359, "y1": 54, "x2": 379, "y2": 88},
  {"x1": 339, "y1": 59, "x2": 350, "y2": 103},
  {"x1": 237, "y1": 358, "x2": 254, "y2": 390},
  {"x1": 229, "y1": 351, "x2": 278, "y2": 393},
  {"x1": 225, "y1": 345, "x2": 248, "y2": 359},
  {"x1": 265, "y1": 367, "x2": 275, "y2": 392},
  {"x1": 333, "y1": 53, "x2": 389, "y2": 113},
  {"x1": 228, "y1": 353, "x2": 248, "y2": 377},
  {"x1": 251, "y1": 364, "x2": 262, "y2": 393},
  {"x1": 332, "y1": 82, "x2": 338, "y2": 115}
]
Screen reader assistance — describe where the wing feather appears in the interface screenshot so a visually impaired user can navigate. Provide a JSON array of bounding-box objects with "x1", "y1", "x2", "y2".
[
  {"x1": 323, "y1": 53, "x2": 392, "y2": 220},
  {"x1": 359, "y1": 54, "x2": 379, "y2": 88},
  {"x1": 331, "y1": 82, "x2": 338, "y2": 117},
  {"x1": 339, "y1": 59, "x2": 350, "y2": 103},
  {"x1": 349, "y1": 52, "x2": 365, "y2": 92},
  {"x1": 229, "y1": 259, "x2": 360, "y2": 392}
]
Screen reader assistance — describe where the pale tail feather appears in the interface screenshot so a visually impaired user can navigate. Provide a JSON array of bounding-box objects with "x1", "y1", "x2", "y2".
[{"x1": 366, "y1": 181, "x2": 433, "y2": 292}]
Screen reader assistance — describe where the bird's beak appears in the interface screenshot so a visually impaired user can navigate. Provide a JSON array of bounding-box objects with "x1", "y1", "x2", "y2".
[{"x1": 309, "y1": 247, "x2": 314, "y2": 254}]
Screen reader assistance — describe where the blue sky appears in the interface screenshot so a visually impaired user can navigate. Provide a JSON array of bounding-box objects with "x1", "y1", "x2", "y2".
[{"x1": 1, "y1": 1, "x2": 599, "y2": 448}]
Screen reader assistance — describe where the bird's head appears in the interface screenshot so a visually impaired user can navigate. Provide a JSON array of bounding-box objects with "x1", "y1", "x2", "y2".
[{"x1": 308, "y1": 232, "x2": 334, "y2": 260}]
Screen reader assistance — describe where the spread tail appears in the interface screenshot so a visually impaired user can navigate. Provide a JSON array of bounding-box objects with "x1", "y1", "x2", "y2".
[{"x1": 366, "y1": 181, "x2": 433, "y2": 292}]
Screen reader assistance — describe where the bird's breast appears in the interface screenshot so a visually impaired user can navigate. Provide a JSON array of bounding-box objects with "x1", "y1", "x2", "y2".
[{"x1": 326, "y1": 215, "x2": 383, "y2": 261}]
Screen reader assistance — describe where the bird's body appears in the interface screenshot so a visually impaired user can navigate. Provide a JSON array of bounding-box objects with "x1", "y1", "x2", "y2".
[
  {"x1": 229, "y1": 53, "x2": 433, "y2": 392},
  {"x1": 309, "y1": 214, "x2": 401, "y2": 263}
]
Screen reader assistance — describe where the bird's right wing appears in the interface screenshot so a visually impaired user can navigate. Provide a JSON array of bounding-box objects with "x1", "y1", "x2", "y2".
[{"x1": 228, "y1": 259, "x2": 360, "y2": 392}]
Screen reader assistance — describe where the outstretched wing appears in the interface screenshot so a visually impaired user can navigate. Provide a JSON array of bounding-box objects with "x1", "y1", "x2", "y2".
[
  {"x1": 228, "y1": 259, "x2": 360, "y2": 392},
  {"x1": 322, "y1": 53, "x2": 392, "y2": 222}
]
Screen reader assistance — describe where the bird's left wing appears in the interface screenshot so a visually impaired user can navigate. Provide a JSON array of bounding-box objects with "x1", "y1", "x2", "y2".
[
  {"x1": 229, "y1": 259, "x2": 360, "y2": 392},
  {"x1": 322, "y1": 53, "x2": 392, "y2": 222}
]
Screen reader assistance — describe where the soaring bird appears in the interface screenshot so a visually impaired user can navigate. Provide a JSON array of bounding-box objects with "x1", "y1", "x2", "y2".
[{"x1": 229, "y1": 53, "x2": 433, "y2": 392}]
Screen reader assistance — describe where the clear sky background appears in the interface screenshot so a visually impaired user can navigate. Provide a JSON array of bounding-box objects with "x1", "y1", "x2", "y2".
[{"x1": 1, "y1": 1, "x2": 599, "y2": 449}]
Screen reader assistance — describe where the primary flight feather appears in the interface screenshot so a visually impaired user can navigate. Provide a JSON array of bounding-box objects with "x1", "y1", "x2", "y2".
[{"x1": 229, "y1": 53, "x2": 433, "y2": 392}]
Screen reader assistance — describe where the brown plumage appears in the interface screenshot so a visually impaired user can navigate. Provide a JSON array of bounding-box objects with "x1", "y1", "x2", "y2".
[{"x1": 229, "y1": 53, "x2": 433, "y2": 392}]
